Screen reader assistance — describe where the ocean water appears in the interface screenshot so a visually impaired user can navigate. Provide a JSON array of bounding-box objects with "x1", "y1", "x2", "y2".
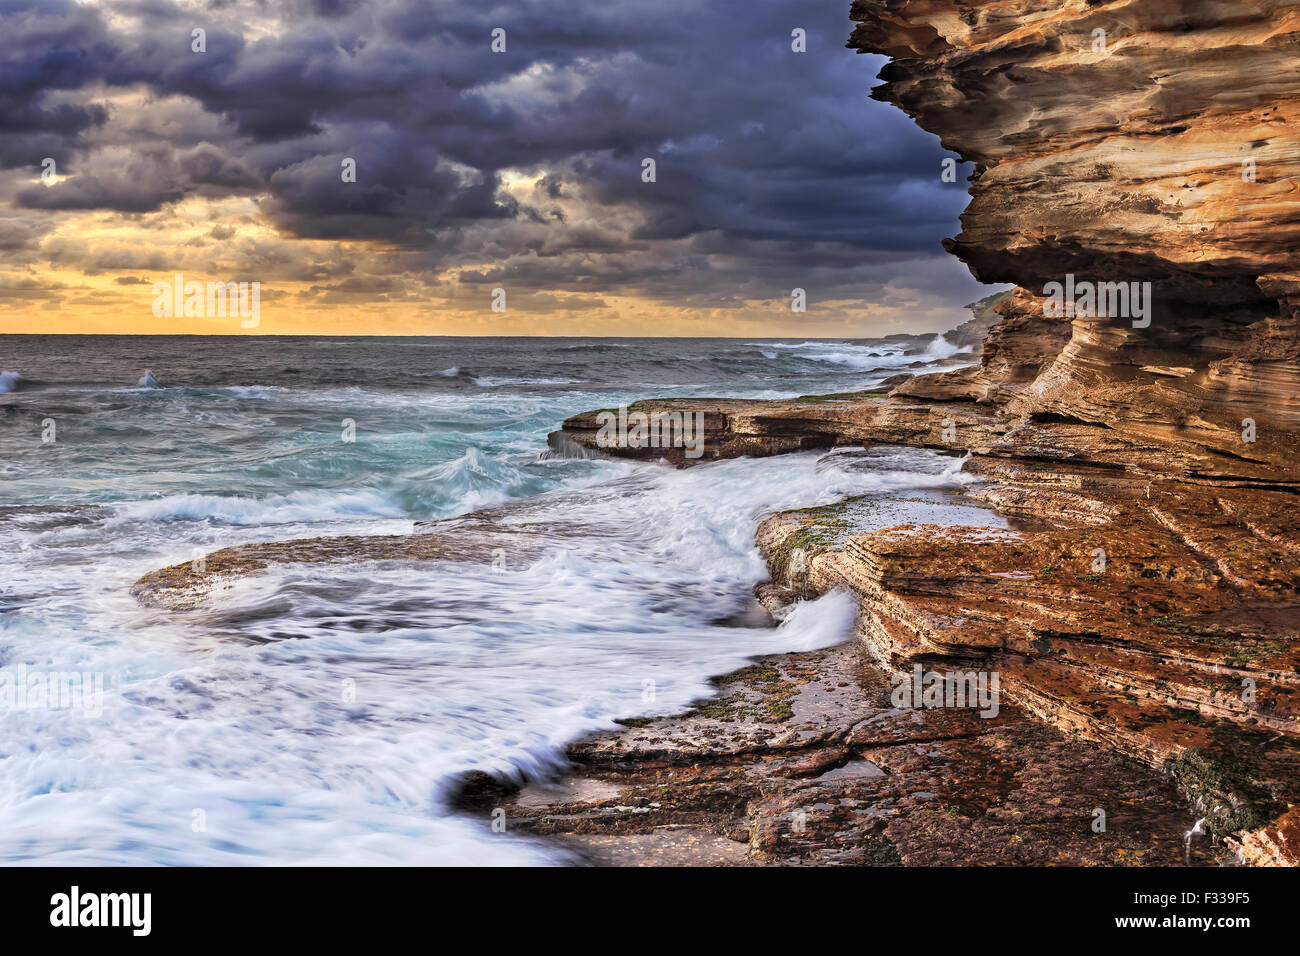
[{"x1": 0, "y1": 334, "x2": 978, "y2": 865}]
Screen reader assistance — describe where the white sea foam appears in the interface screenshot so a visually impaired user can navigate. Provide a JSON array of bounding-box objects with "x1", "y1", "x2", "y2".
[
  {"x1": 770, "y1": 589, "x2": 858, "y2": 650},
  {"x1": 920, "y1": 334, "x2": 967, "y2": 361},
  {"x1": 472, "y1": 375, "x2": 583, "y2": 387},
  {"x1": 0, "y1": 446, "x2": 974, "y2": 865},
  {"x1": 109, "y1": 488, "x2": 407, "y2": 525},
  {"x1": 756, "y1": 336, "x2": 970, "y2": 370}
]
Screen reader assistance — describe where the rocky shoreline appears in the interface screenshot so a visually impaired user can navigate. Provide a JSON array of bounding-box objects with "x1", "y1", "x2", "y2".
[
  {"x1": 457, "y1": 634, "x2": 1232, "y2": 867},
  {"x1": 130, "y1": 372, "x2": 1298, "y2": 867},
  {"x1": 131, "y1": 0, "x2": 1300, "y2": 865},
  {"x1": 528, "y1": 282, "x2": 1300, "y2": 864},
  {"x1": 134, "y1": 322, "x2": 1297, "y2": 865},
  {"x1": 455, "y1": 402, "x2": 1293, "y2": 864}
]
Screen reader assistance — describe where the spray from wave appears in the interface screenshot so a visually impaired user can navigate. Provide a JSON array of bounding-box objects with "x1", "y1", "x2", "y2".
[
  {"x1": 109, "y1": 488, "x2": 406, "y2": 526},
  {"x1": 753, "y1": 335, "x2": 970, "y2": 371}
]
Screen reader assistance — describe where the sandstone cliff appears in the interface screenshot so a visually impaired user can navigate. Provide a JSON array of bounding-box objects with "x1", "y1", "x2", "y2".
[
  {"x1": 850, "y1": 0, "x2": 1300, "y2": 479},
  {"x1": 539, "y1": 0, "x2": 1300, "y2": 864}
]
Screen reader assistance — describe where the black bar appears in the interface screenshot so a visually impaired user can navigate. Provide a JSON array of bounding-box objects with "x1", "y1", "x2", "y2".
[{"x1": 0, "y1": 866, "x2": 1281, "y2": 942}]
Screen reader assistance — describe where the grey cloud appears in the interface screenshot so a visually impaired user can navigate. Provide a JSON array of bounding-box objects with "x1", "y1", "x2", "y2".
[{"x1": 0, "y1": 0, "x2": 986, "y2": 314}]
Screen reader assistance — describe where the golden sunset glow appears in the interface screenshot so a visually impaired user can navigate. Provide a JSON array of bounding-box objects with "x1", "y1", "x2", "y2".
[{"x1": 2, "y1": 181, "x2": 973, "y2": 336}]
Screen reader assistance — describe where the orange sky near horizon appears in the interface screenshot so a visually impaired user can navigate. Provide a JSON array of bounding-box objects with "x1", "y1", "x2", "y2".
[
  {"x1": 0, "y1": 183, "x2": 973, "y2": 336},
  {"x1": 0, "y1": 185, "x2": 975, "y2": 337}
]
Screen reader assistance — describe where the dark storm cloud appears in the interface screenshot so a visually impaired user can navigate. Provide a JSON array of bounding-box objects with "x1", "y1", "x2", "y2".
[
  {"x1": 14, "y1": 142, "x2": 259, "y2": 212},
  {"x1": 0, "y1": 0, "x2": 979, "y2": 307},
  {"x1": 0, "y1": 0, "x2": 114, "y2": 167}
]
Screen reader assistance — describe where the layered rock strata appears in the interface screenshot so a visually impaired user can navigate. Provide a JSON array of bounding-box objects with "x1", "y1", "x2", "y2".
[
  {"x1": 466, "y1": 643, "x2": 1227, "y2": 866},
  {"x1": 537, "y1": 0, "x2": 1300, "y2": 863}
]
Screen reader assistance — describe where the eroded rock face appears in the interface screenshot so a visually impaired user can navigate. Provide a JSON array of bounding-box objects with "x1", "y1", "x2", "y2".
[
  {"x1": 850, "y1": 0, "x2": 1300, "y2": 480},
  {"x1": 835, "y1": 0, "x2": 1300, "y2": 861},
  {"x1": 891, "y1": 288, "x2": 1072, "y2": 404},
  {"x1": 849, "y1": 0, "x2": 1300, "y2": 308}
]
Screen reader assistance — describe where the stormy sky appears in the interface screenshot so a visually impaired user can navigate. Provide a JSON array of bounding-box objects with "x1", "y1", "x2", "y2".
[{"x1": 0, "y1": 0, "x2": 990, "y2": 335}]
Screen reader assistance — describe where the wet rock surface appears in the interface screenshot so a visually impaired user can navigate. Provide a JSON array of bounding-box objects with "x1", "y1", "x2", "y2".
[{"x1": 472, "y1": 643, "x2": 1225, "y2": 866}]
